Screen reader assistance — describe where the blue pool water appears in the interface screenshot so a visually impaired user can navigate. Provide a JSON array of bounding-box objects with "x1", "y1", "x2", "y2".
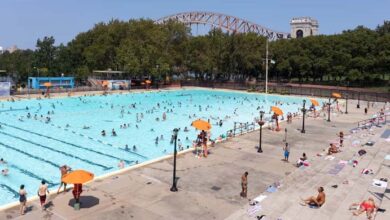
[{"x1": 0, "y1": 89, "x2": 316, "y2": 206}]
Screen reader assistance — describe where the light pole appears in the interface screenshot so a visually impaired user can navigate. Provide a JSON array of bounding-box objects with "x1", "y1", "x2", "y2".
[
  {"x1": 327, "y1": 97, "x2": 331, "y2": 122},
  {"x1": 257, "y1": 111, "x2": 265, "y2": 153},
  {"x1": 34, "y1": 67, "x2": 40, "y2": 78},
  {"x1": 301, "y1": 100, "x2": 306, "y2": 133},
  {"x1": 170, "y1": 128, "x2": 179, "y2": 192},
  {"x1": 345, "y1": 93, "x2": 348, "y2": 114}
]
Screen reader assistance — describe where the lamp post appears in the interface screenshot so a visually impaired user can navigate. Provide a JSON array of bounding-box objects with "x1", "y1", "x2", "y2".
[
  {"x1": 301, "y1": 100, "x2": 306, "y2": 133},
  {"x1": 170, "y1": 128, "x2": 179, "y2": 192},
  {"x1": 257, "y1": 111, "x2": 265, "y2": 153},
  {"x1": 327, "y1": 97, "x2": 331, "y2": 122},
  {"x1": 345, "y1": 93, "x2": 348, "y2": 114},
  {"x1": 33, "y1": 67, "x2": 40, "y2": 78}
]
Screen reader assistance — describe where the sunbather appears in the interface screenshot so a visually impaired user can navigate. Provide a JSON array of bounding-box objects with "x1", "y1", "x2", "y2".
[
  {"x1": 328, "y1": 143, "x2": 339, "y2": 155},
  {"x1": 349, "y1": 197, "x2": 377, "y2": 220},
  {"x1": 300, "y1": 187, "x2": 326, "y2": 207}
]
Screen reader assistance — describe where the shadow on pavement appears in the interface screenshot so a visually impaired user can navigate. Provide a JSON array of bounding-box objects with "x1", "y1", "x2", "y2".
[{"x1": 68, "y1": 196, "x2": 99, "y2": 209}]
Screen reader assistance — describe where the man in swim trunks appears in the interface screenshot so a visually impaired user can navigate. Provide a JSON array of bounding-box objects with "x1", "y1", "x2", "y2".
[
  {"x1": 241, "y1": 172, "x2": 248, "y2": 198},
  {"x1": 57, "y1": 165, "x2": 71, "y2": 194},
  {"x1": 38, "y1": 180, "x2": 49, "y2": 210},
  {"x1": 301, "y1": 187, "x2": 326, "y2": 207},
  {"x1": 350, "y1": 197, "x2": 377, "y2": 219}
]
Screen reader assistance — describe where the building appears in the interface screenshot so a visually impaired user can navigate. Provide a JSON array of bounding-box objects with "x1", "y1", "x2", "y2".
[
  {"x1": 6, "y1": 45, "x2": 18, "y2": 53},
  {"x1": 0, "y1": 46, "x2": 3, "y2": 54},
  {"x1": 28, "y1": 77, "x2": 75, "y2": 89},
  {"x1": 290, "y1": 17, "x2": 319, "y2": 38}
]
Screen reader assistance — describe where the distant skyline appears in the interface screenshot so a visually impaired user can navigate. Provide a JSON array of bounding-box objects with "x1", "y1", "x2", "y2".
[{"x1": 0, "y1": 0, "x2": 389, "y2": 49}]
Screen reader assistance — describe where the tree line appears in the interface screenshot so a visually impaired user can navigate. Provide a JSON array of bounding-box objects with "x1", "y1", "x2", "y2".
[{"x1": 0, "y1": 19, "x2": 389, "y2": 87}]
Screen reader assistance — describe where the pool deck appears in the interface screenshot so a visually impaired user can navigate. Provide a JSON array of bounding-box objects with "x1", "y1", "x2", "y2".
[{"x1": 0, "y1": 92, "x2": 389, "y2": 220}]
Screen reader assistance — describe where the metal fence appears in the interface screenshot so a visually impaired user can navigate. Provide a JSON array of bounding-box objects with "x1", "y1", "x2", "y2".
[
  {"x1": 356, "y1": 115, "x2": 389, "y2": 129},
  {"x1": 181, "y1": 81, "x2": 390, "y2": 102},
  {"x1": 225, "y1": 121, "x2": 257, "y2": 138}
]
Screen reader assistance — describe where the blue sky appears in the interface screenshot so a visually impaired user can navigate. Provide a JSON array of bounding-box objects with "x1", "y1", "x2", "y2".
[{"x1": 0, "y1": 0, "x2": 389, "y2": 49}]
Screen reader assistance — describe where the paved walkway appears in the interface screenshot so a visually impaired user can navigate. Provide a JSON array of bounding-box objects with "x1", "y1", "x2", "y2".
[{"x1": 0, "y1": 100, "x2": 389, "y2": 220}]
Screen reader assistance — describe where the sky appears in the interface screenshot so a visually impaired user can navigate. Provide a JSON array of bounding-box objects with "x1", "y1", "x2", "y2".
[{"x1": 0, "y1": 0, "x2": 389, "y2": 49}]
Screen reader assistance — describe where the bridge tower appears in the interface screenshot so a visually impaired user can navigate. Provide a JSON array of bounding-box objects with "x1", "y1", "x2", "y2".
[{"x1": 290, "y1": 17, "x2": 319, "y2": 38}]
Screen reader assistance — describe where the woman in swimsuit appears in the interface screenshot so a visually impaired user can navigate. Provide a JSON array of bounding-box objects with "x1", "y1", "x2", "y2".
[{"x1": 19, "y1": 185, "x2": 27, "y2": 215}]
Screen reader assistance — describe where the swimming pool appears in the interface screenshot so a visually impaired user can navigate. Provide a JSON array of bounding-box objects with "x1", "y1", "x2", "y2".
[{"x1": 0, "y1": 88, "x2": 315, "y2": 206}]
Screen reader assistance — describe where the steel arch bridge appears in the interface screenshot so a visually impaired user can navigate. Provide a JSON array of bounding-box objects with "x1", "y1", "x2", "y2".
[{"x1": 155, "y1": 11, "x2": 290, "y2": 40}]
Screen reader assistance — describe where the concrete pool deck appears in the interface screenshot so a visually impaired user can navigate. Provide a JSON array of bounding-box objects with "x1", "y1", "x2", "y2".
[{"x1": 0, "y1": 94, "x2": 389, "y2": 219}]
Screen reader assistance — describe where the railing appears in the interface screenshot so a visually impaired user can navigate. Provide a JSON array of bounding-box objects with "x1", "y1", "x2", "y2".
[
  {"x1": 356, "y1": 114, "x2": 389, "y2": 129},
  {"x1": 225, "y1": 121, "x2": 257, "y2": 138},
  {"x1": 181, "y1": 81, "x2": 390, "y2": 102}
]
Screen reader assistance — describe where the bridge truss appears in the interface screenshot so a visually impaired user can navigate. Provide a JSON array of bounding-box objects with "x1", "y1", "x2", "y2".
[{"x1": 156, "y1": 11, "x2": 290, "y2": 40}]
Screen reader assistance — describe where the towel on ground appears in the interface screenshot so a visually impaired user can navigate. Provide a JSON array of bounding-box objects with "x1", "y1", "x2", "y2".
[{"x1": 372, "y1": 179, "x2": 388, "y2": 188}]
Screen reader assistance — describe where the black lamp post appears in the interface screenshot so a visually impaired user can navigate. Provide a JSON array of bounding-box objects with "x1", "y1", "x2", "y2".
[
  {"x1": 301, "y1": 100, "x2": 306, "y2": 133},
  {"x1": 257, "y1": 111, "x2": 265, "y2": 153},
  {"x1": 170, "y1": 128, "x2": 179, "y2": 192},
  {"x1": 327, "y1": 97, "x2": 331, "y2": 122},
  {"x1": 345, "y1": 93, "x2": 348, "y2": 114}
]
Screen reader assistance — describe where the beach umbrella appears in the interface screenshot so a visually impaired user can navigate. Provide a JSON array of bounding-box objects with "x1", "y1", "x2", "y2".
[
  {"x1": 332, "y1": 92, "x2": 342, "y2": 99},
  {"x1": 271, "y1": 106, "x2": 283, "y2": 116},
  {"x1": 61, "y1": 170, "x2": 94, "y2": 184},
  {"x1": 43, "y1": 82, "x2": 52, "y2": 87},
  {"x1": 310, "y1": 99, "x2": 319, "y2": 106},
  {"x1": 102, "y1": 81, "x2": 109, "y2": 87},
  {"x1": 191, "y1": 119, "x2": 212, "y2": 131}
]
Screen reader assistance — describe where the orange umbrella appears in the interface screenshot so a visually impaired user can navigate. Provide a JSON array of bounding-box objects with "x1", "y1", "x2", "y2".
[
  {"x1": 102, "y1": 81, "x2": 109, "y2": 87},
  {"x1": 271, "y1": 106, "x2": 284, "y2": 116},
  {"x1": 43, "y1": 82, "x2": 52, "y2": 87},
  {"x1": 191, "y1": 119, "x2": 212, "y2": 131},
  {"x1": 310, "y1": 99, "x2": 319, "y2": 106},
  {"x1": 332, "y1": 92, "x2": 342, "y2": 98},
  {"x1": 61, "y1": 170, "x2": 94, "y2": 184},
  {"x1": 145, "y1": 80, "x2": 152, "y2": 84}
]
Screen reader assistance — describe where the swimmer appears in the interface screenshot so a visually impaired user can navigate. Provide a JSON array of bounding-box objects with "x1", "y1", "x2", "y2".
[
  {"x1": 112, "y1": 129, "x2": 117, "y2": 136},
  {"x1": 118, "y1": 160, "x2": 125, "y2": 169},
  {"x1": 101, "y1": 130, "x2": 106, "y2": 136},
  {"x1": 0, "y1": 158, "x2": 6, "y2": 164},
  {"x1": 1, "y1": 168, "x2": 9, "y2": 176},
  {"x1": 125, "y1": 145, "x2": 129, "y2": 151}
]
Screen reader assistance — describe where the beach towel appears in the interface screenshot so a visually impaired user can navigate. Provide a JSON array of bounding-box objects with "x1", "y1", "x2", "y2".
[
  {"x1": 361, "y1": 169, "x2": 373, "y2": 175},
  {"x1": 324, "y1": 155, "x2": 335, "y2": 161},
  {"x1": 328, "y1": 163, "x2": 345, "y2": 175},
  {"x1": 358, "y1": 149, "x2": 367, "y2": 156},
  {"x1": 266, "y1": 186, "x2": 278, "y2": 193},
  {"x1": 253, "y1": 195, "x2": 267, "y2": 203},
  {"x1": 247, "y1": 205, "x2": 262, "y2": 217},
  {"x1": 372, "y1": 179, "x2": 388, "y2": 188}
]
